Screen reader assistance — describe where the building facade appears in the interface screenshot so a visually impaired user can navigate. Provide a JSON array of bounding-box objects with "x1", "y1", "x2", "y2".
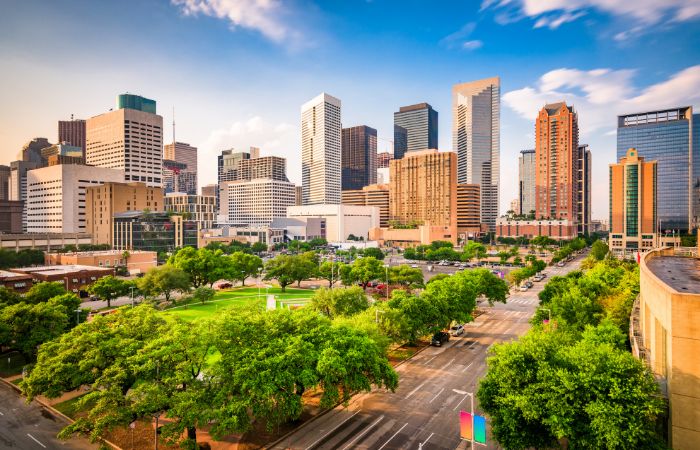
[
  {"x1": 165, "y1": 193, "x2": 216, "y2": 229},
  {"x1": 238, "y1": 156, "x2": 289, "y2": 182},
  {"x1": 198, "y1": 225, "x2": 285, "y2": 248},
  {"x1": 609, "y1": 148, "x2": 657, "y2": 257},
  {"x1": 20, "y1": 138, "x2": 51, "y2": 165},
  {"x1": 26, "y1": 164, "x2": 124, "y2": 234},
  {"x1": 495, "y1": 218, "x2": 578, "y2": 241},
  {"x1": 342, "y1": 125, "x2": 377, "y2": 191},
  {"x1": 0, "y1": 201, "x2": 23, "y2": 233},
  {"x1": 45, "y1": 250, "x2": 157, "y2": 274},
  {"x1": 164, "y1": 142, "x2": 198, "y2": 194},
  {"x1": 301, "y1": 93, "x2": 342, "y2": 205},
  {"x1": 341, "y1": 184, "x2": 390, "y2": 228},
  {"x1": 518, "y1": 149, "x2": 536, "y2": 217},
  {"x1": 163, "y1": 159, "x2": 197, "y2": 195},
  {"x1": 9, "y1": 160, "x2": 40, "y2": 231},
  {"x1": 377, "y1": 151, "x2": 393, "y2": 169},
  {"x1": 220, "y1": 179, "x2": 296, "y2": 226},
  {"x1": 113, "y1": 211, "x2": 197, "y2": 252},
  {"x1": 452, "y1": 77, "x2": 500, "y2": 231},
  {"x1": 12, "y1": 265, "x2": 114, "y2": 294},
  {"x1": 577, "y1": 144, "x2": 592, "y2": 235},
  {"x1": 617, "y1": 107, "x2": 698, "y2": 232},
  {"x1": 0, "y1": 165, "x2": 10, "y2": 201},
  {"x1": 287, "y1": 204, "x2": 379, "y2": 242},
  {"x1": 58, "y1": 118, "x2": 86, "y2": 156},
  {"x1": 393, "y1": 103, "x2": 438, "y2": 160},
  {"x1": 86, "y1": 181, "x2": 163, "y2": 245},
  {"x1": 457, "y1": 184, "x2": 481, "y2": 236},
  {"x1": 201, "y1": 184, "x2": 217, "y2": 198},
  {"x1": 86, "y1": 94, "x2": 163, "y2": 187}
]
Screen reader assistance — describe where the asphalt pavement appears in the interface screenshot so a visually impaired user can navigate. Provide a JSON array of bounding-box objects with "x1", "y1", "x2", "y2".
[
  {"x1": 0, "y1": 382, "x2": 96, "y2": 450},
  {"x1": 270, "y1": 256, "x2": 584, "y2": 450}
]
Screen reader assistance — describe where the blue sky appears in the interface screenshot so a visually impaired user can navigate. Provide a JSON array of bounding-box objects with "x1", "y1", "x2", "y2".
[{"x1": 1, "y1": 0, "x2": 700, "y2": 220}]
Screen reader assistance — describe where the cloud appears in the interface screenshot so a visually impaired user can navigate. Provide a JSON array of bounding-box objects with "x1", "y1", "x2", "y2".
[
  {"x1": 171, "y1": 0, "x2": 303, "y2": 46},
  {"x1": 462, "y1": 40, "x2": 483, "y2": 50},
  {"x1": 503, "y1": 65, "x2": 700, "y2": 137},
  {"x1": 441, "y1": 22, "x2": 483, "y2": 50}
]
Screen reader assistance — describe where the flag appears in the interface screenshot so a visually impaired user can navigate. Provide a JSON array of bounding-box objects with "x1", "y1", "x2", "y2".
[
  {"x1": 460, "y1": 411, "x2": 473, "y2": 440},
  {"x1": 636, "y1": 251, "x2": 640, "y2": 264},
  {"x1": 474, "y1": 415, "x2": 487, "y2": 444}
]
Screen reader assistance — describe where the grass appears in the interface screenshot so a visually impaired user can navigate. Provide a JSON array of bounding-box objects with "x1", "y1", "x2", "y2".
[{"x1": 163, "y1": 286, "x2": 315, "y2": 321}]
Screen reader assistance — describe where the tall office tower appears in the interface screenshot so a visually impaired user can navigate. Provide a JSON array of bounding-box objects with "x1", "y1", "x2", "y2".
[
  {"x1": 86, "y1": 182, "x2": 164, "y2": 245},
  {"x1": 389, "y1": 149, "x2": 457, "y2": 230},
  {"x1": 86, "y1": 94, "x2": 163, "y2": 188},
  {"x1": 452, "y1": 77, "x2": 500, "y2": 231},
  {"x1": 219, "y1": 179, "x2": 296, "y2": 226},
  {"x1": 218, "y1": 148, "x2": 251, "y2": 183},
  {"x1": 393, "y1": 103, "x2": 438, "y2": 159},
  {"x1": 0, "y1": 165, "x2": 10, "y2": 201},
  {"x1": 342, "y1": 125, "x2": 377, "y2": 190},
  {"x1": 164, "y1": 141, "x2": 198, "y2": 194},
  {"x1": 201, "y1": 184, "x2": 217, "y2": 197},
  {"x1": 165, "y1": 193, "x2": 216, "y2": 229},
  {"x1": 301, "y1": 93, "x2": 341, "y2": 205},
  {"x1": 238, "y1": 156, "x2": 289, "y2": 182},
  {"x1": 58, "y1": 118, "x2": 86, "y2": 156},
  {"x1": 342, "y1": 184, "x2": 390, "y2": 227},
  {"x1": 377, "y1": 151, "x2": 393, "y2": 168},
  {"x1": 457, "y1": 184, "x2": 481, "y2": 235},
  {"x1": 534, "y1": 102, "x2": 579, "y2": 225},
  {"x1": 26, "y1": 165, "x2": 124, "y2": 233},
  {"x1": 617, "y1": 107, "x2": 699, "y2": 232},
  {"x1": 9, "y1": 160, "x2": 40, "y2": 231},
  {"x1": 518, "y1": 149, "x2": 536, "y2": 217},
  {"x1": 295, "y1": 185, "x2": 303, "y2": 206},
  {"x1": 609, "y1": 148, "x2": 658, "y2": 256},
  {"x1": 40, "y1": 143, "x2": 83, "y2": 160},
  {"x1": 576, "y1": 144, "x2": 592, "y2": 235},
  {"x1": 163, "y1": 160, "x2": 197, "y2": 195},
  {"x1": 19, "y1": 138, "x2": 52, "y2": 165}
]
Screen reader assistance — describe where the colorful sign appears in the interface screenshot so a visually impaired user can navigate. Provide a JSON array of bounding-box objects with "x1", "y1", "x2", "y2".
[
  {"x1": 474, "y1": 414, "x2": 487, "y2": 444},
  {"x1": 460, "y1": 410, "x2": 487, "y2": 444},
  {"x1": 459, "y1": 411, "x2": 473, "y2": 440}
]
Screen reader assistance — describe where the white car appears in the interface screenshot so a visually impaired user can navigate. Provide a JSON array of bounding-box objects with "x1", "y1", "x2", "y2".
[
  {"x1": 449, "y1": 324, "x2": 465, "y2": 336},
  {"x1": 556, "y1": 261, "x2": 565, "y2": 267},
  {"x1": 411, "y1": 264, "x2": 419, "y2": 269},
  {"x1": 519, "y1": 285, "x2": 529, "y2": 292}
]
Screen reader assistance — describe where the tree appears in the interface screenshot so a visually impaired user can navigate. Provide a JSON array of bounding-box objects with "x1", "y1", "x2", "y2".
[
  {"x1": 230, "y1": 252, "x2": 263, "y2": 286},
  {"x1": 0, "y1": 286, "x2": 22, "y2": 308},
  {"x1": 389, "y1": 264, "x2": 424, "y2": 289},
  {"x1": 192, "y1": 286, "x2": 215, "y2": 304},
  {"x1": 263, "y1": 254, "x2": 297, "y2": 292},
  {"x1": 25, "y1": 282, "x2": 68, "y2": 304},
  {"x1": 386, "y1": 290, "x2": 441, "y2": 345},
  {"x1": 346, "y1": 256, "x2": 384, "y2": 290},
  {"x1": 87, "y1": 276, "x2": 129, "y2": 308},
  {"x1": 0, "y1": 301, "x2": 69, "y2": 362},
  {"x1": 362, "y1": 247, "x2": 384, "y2": 260},
  {"x1": 169, "y1": 247, "x2": 224, "y2": 288},
  {"x1": 251, "y1": 241, "x2": 267, "y2": 254},
  {"x1": 317, "y1": 261, "x2": 344, "y2": 288},
  {"x1": 310, "y1": 286, "x2": 369, "y2": 318},
  {"x1": 462, "y1": 241, "x2": 486, "y2": 262},
  {"x1": 48, "y1": 293, "x2": 86, "y2": 327},
  {"x1": 137, "y1": 265, "x2": 190, "y2": 304},
  {"x1": 591, "y1": 240, "x2": 609, "y2": 260},
  {"x1": 292, "y1": 252, "x2": 318, "y2": 287}
]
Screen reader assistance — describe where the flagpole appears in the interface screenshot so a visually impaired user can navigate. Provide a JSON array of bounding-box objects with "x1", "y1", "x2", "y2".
[{"x1": 471, "y1": 393, "x2": 475, "y2": 449}]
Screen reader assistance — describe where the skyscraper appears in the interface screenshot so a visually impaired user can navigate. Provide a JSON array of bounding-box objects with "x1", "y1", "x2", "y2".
[
  {"x1": 164, "y1": 141, "x2": 198, "y2": 194},
  {"x1": 518, "y1": 149, "x2": 536, "y2": 217},
  {"x1": 535, "y1": 102, "x2": 579, "y2": 223},
  {"x1": 617, "y1": 107, "x2": 698, "y2": 231},
  {"x1": 19, "y1": 138, "x2": 51, "y2": 166},
  {"x1": 452, "y1": 77, "x2": 500, "y2": 231},
  {"x1": 9, "y1": 160, "x2": 40, "y2": 231},
  {"x1": 0, "y1": 165, "x2": 10, "y2": 201},
  {"x1": 301, "y1": 93, "x2": 341, "y2": 205},
  {"x1": 377, "y1": 151, "x2": 393, "y2": 168},
  {"x1": 576, "y1": 144, "x2": 592, "y2": 235},
  {"x1": 218, "y1": 148, "x2": 251, "y2": 183},
  {"x1": 58, "y1": 118, "x2": 86, "y2": 156},
  {"x1": 393, "y1": 103, "x2": 438, "y2": 159},
  {"x1": 609, "y1": 148, "x2": 657, "y2": 257},
  {"x1": 86, "y1": 94, "x2": 163, "y2": 188},
  {"x1": 342, "y1": 125, "x2": 377, "y2": 191}
]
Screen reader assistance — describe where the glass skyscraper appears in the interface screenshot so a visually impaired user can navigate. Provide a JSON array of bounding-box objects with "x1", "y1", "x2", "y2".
[
  {"x1": 617, "y1": 107, "x2": 697, "y2": 232},
  {"x1": 393, "y1": 103, "x2": 438, "y2": 159}
]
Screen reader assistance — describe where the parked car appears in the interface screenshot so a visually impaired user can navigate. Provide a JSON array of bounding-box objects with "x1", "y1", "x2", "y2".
[
  {"x1": 519, "y1": 284, "x2": 529, "y2": 292},
  {"x1": 411, "y1": 264, "x2": 420, "y2": 269},
  {"x1": 524, "y1": 281, "x2": 534, "y2": 288},
  {"x1": 449, "y1": 324, "x2": 465, "y2": 336},
  {"x1": 431, "y1": 331, "x2": 450, "y2": 346},
  {"x1": 556, "y1": 261, "x2": 565, "y2": 267}
]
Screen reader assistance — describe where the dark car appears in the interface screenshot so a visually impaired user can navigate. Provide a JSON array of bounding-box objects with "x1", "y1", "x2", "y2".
[{"x1": 431, "y1": 331, "x2": 450, "y2": 347}]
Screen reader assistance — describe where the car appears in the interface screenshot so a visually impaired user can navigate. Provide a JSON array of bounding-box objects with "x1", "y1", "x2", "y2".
[
  {"x1": 431, "y1": 331, "x2": 450, "y2": 346},
  {"x1": 519, "y1": 285, "x2": 529, "y2": 292},
  {"x1": 411, "y1": 264, "x2": 420, "y2": 268},
  {"x1": 525, "y1": 281, "x2": 534, "y2": 288},
  {"x1": 533, "y1": 275, "x2": 544, "y2": 282},
  {"x1": 556, "y1": 261, "x2": 565, "y2": 267},
  {"x1": 449, "y1": 324, "x2": 465, "y2": 336}
]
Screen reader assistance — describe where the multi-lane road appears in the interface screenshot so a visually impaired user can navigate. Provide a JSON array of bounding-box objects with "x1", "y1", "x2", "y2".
[{"x1": 271, "y1": 256, "x2": 584, "y2": 450}]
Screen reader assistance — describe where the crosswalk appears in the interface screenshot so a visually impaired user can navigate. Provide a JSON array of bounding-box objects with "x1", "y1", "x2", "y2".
[{"x1": 507, "y1": 297, "x2": 537, "y2": 305}]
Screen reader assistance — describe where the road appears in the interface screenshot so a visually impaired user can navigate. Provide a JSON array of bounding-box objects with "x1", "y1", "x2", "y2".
[
  {"x1": 270, "y1": 256, "x2": 584, "y2": 450},
  {"x1": 0, "y1": 382, "x2": 96, "y2": 450}
]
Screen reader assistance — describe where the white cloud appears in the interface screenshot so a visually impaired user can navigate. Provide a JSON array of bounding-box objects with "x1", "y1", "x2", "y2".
[
  {"x1": 171, "y1": 0, "x2": 302, "y2": 46},
  {"x1": 440, "y1": 22, "x2": 483, "y2": 50},
  {"x1": 503, "y1": 65, "x2": 700, "y2": 136},
  {"x1": 462, "y1": 40, "x2": 483, "y2": 50}
]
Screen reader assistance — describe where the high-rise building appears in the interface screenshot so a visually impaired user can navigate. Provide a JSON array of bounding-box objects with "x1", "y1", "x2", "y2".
[
  {"x1": 0, "y1": 201, "x2": 23, "y2": 234},
  {"x1": 342, "y1": 125, "x2": 377, "y2": 191},
  {"x1": 295, "y1": 185, "x2": 303, "y2": 206},
  {"x1": 301, "y1": 93, "x2": 341, "y2": 205},
  {"x1": 19, "y1": 138, "x2": 52, "y2": 166},
  {"x1": 40, "y1": 143, "x2": 83, "y2": 161},
  {"x1": 165, "y1": 193, "x2": 216, "y2": 229},
  {"x1": 576, "y1": 144, "x2": 592, "y2": 235},
  {"x1": 452, "y1": 77, "x2": 500, "y2": 231},
  {"x1": 219, "y1": 179, "x2": 296, "y2": 226},
  {"x1": 509, "y1": 198, "x2": 520, "y2": 215},
  {"x1": 26, "y1": 164, "x2": 124, "y2": 233},
  {"x1": 238, "y1": 156, "x2": 289, "y2": 182},
  {"x1": 201, "y1": 184, "x2": 217, "y2": 198},
  {"x1": 86, "y1": 94, "x2": 163, "y2": 187},
  {"x1": 9, "y1": 160, "x2": 40, "y2": 231},
  {"x1": 457, "y1": 184, "x2": 481, "y2": 235},
  {"x1": 518, "y1": 149, "x2": 536, "y2": 217},
  {"x1": 86, "y1": 182, "x2": 164, "y2": 245},
  {"x1": 617, "y1": 107, "x2": 699, "y2": 231},
  {"x1": 163, "y1": 160, "x2": 197, "y2": 195},
  {"x1": 535, "y1": 102, "x2": 579, "y2": 223},
  {"x1": 113, "y1": 211, "x2": 197, "y2": 252},
  {"x1": 341, "y1": 184, "x2": 390, "y2": 227},
  {"x1": 218, "y1": 148, "x2": 251, "y2": 183},
  {"x1": 377, "y1": 151, "x2": 393, "y2": 168},
  {"x1": 0, "y1": 165, "x2": 10, "y2": 201},
  {"x1": 389, "y1": 149, "x2": 457, "y2": 231},
  {"x1": 164, "y1": 142, "x2": 198, "y2": 194},
  {"x1": 393, "y1": 103, "x2": 438, "y2": 160},
  {"x1": 58, "y1": 119, "x2": 86, "y2": 156},
  {"x1": 609, "y1": 148, "x2": 657, "y2": 257}
]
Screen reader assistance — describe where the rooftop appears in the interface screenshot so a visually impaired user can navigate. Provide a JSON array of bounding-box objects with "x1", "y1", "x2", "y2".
[
  {"x1": 0, "y1": 270, "x2": 32, "y2": 280},
  {"x1": 12, "y1": 265, "x2": 113, "y2": 276},
  {"x1": 647, "y1": 256, "x2": 700, "y2": 294},
  {"x1": 47, "y1": 250, "x2": 154, "y2": 257}
]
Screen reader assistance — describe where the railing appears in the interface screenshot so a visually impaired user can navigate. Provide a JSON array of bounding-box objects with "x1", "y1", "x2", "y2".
[
  {"x1": 673, "y1": 246, "x2": 698, "y2": 257},
  {"x1": 629, "y1": 295, "x2": 669, "y2": 398}
]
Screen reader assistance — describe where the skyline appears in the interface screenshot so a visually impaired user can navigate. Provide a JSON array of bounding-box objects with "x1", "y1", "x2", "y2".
[{"x1": 2, "y1": 0, "x2": 700, "y2": 220}]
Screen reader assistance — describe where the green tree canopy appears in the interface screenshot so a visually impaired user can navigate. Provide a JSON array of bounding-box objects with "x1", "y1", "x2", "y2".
[
  {"x1": 25, "y1": 281, "x2": 68, "y2": 304},
  {"x1": 0, "y1": 301, "x2": 69, "y2": 361},
  {"x1": 389, "y1": 264, "x2": 424, "y2": 289},
  {"x1": 263, "y1": 254, "x2": 297, "y2": 292},
  {"x1": 230, "y1": 251, "x2": 263, "y2": 286},
  {"x1": 86, "y1": 276, "x2": 129, "y2": 308},
  {"x1": 317, "y1": 260, "x2": 345, "y2": 288},
  {"x1": 310, "y1": 286, "x2": 370, "y2": 319},
  {"x1": 347, "y1": 256, "x2": 385, "y2": 290},
  {"x1": 137, "y1": 265, "x2": 190, "y2": 304},
  {"x1": 362, "y1": 247, "x2": 384, "y2": 260},
  {"x1": 591, "y1": 240, "x2": 609, "y2": 260}
]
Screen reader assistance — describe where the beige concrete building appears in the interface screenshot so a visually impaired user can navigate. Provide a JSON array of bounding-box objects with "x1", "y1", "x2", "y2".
[
  {"x1": 45, "y1": 250, "x2": 157, "y2": 274},
  {"x1": 165, "y1": 193, "x2": 216, "y2": 229},
  {"x1": 457, "y1": 184, "x2": 481, "y2": 237},
  {"x1": 220, "y1": 179, "x2": 296, "y2": 226},
  {"x1": 86, "y1": 182, "x2": 163, "y2": 245},
  {"x1": 287, "y1": 204, "x2": 379, "y2": 242},
  {"x1": 26, "y1": 164, "x2": 124, "y2": 234},
  {"x1": 369, "y1": 225, "x2": 456, "y2": 247},
  {"x1": 635, "y1": 248, "x2": 700, "y2": 449},
  {"x1": 238, "y1": 156, "x2": 289, "y2": 182},
  {"x1": 86, "y1": 95, "x2": 163, "y2": 187},
  {"x1": 342, "y1": 184, "x2": 390, "y2": 227}
]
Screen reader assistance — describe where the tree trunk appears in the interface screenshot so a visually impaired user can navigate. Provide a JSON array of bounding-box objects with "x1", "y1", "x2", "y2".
[
  {"x1": 241, "y1": 276, "x2": 246, "y2": 286},
  {"x1": 187, "y1": 426, "x2": 197, "y2": 446},
  {"x1": 107, "y1": 298, "x2": 111, "y2": 308}
]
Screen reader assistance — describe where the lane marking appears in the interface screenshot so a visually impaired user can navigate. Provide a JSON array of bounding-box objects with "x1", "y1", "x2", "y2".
[
  {"x1": 420, "y1": 432, "x2": 434, "y2": 448},
  {"x1": 428, "y1": 388, "x2": 444, "y2": 403},
  {"x1": 0, "y1": 411, "x2": 4, "y2": 415},
  {"x1": 440, "y1": 357, "x2": 455, "y2": 371},
  {"x1": 452, "y1": 389, "x2": 467, "y2": 395},
  {"x1": 377, "y1": 422, "x2": 408, "y2": 450},
  {"x1": 405, "y1": 379, "x2": 429, "y2": 399},
  {"x1": 305, "y1": 410, "x2": 361, "y2": 450},
  {"x1": 453, "y1": 393, "x2": 470, "y2": 411},
  {"x1": 27, "y1": 434, "x2": 46, "y2": 448},
  {"x1": 342, "y1": 415, "x2": 384, "y2": 450},
  {"x1": 462, "y1": 362, "x2": 473, "y2": 373},
  {"x1": 423, "y1": 355, "x2": 437, "y2": 366}
]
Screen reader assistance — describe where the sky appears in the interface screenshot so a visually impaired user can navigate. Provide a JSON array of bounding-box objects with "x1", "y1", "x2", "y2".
[{"x1": 1, "y1": 0, "x2": 700, "y2": 220}]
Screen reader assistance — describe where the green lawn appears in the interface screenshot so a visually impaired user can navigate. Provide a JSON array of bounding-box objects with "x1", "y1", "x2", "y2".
[{"x1": 164, "y1": 287, "x2": 315, "y2": 321}]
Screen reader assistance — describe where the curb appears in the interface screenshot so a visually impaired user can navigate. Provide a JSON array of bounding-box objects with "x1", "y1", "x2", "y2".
[{"x1": 0, "y1": 376, "x2": 122, "y2": 450}]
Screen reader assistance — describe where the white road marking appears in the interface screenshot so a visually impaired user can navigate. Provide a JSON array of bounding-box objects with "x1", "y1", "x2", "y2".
[
  {"x1": 0, "y1": 411, "x2": 4, "y2": 415},
  {"x1": 377, "y1": 422, "x2": 408, "y2": 450},
  {"x1": 423, "y1": 355, "x2": 437, "y2": 365},
  {"x1": 305, "y1": 410, "x2": 361, "y2": 450},
  {"x1": 405, "y1": 379, "x2": 429, "y2": 399},
  {"x1": 462, "y1": 362, "x2": 473, "y2": 373},
  {"x1": 440, "y1": 357, "x2": 455, "y2": 371},
  {"x1": 342, "y1": 415, "x2": 384, "y2": 450},
  {"x1": 453, "y1": 393, "x2": 470, "y2": 411},
  {"x1": 428, "y1": 388, "x2": 444, "y2": 403},
  {"x1": 420, "y1": 432, "x2": 434, "y2": 448},
  {"x1": 27, "y1": 434, "x2": 46, "y2": 448},
  {"x1": 452, "y1": 389, "x2": 467, "y2": 395}
]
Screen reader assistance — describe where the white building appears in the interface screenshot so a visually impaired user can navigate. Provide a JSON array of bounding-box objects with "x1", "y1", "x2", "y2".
[
  {"x1": 287, "y1": 204, "x2": 380, "y2": 242},
  {"x1": 377, "y1": 167, "x2": 390, "y2": 184},
  {"x1": 86, "y1": 95, "x2": 163, "y2": 188},
  {"x1": 220, "y1": 179, "x2": 296, "y2": 226},
  {"x1": 301, "y1": 93, "x2": 341, "y2": 205},
  {"x1": 26, "y1": 164, "x2": 124, "y2": 233}
]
